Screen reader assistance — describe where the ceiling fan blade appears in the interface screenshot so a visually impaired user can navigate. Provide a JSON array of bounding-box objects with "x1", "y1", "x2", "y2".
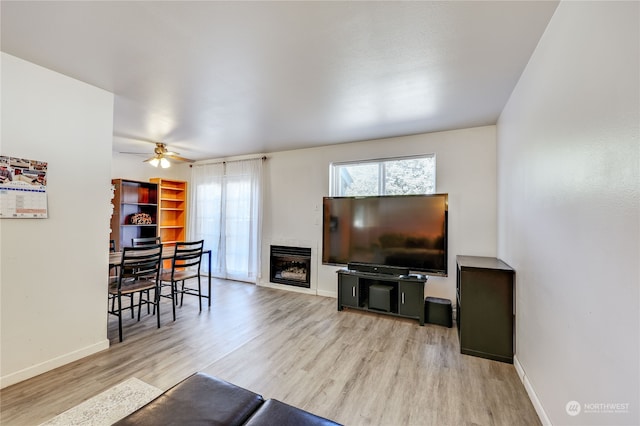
[
  {"x1": 119, "y1": 141, "x2": 193, "y2": 163},
  {"x1": 119, "y1": 151, "x2": 148, "y2": 156},
  {"x1": 166, "y1": 154, "x2": 195, "y2": 163}
]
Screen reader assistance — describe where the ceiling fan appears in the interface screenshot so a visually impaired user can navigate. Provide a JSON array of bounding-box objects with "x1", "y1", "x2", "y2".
[{"x1": 143, "y1": 142, "x2": 195, "y2": 168}]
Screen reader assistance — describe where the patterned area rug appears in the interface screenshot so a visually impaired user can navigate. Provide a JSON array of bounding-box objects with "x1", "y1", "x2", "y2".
[{"x1": 39, "y1": 377, "x2": 163, "y2": 426}]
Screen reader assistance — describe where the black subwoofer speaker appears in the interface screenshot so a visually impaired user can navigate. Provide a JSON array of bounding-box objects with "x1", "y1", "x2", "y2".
[{"x1": 425, "y1": 297, "x2": 452, "y2": 327}]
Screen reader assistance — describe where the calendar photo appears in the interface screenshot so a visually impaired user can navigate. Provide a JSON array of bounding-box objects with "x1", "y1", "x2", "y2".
[{"x1": 0, "y1": 155, "x2": 48, "y2": 218}]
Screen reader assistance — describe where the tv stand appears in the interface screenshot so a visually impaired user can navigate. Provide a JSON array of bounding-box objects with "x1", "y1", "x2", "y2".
[{"x1": 337, "y1": 269, "x2": 427, "y2": 325}]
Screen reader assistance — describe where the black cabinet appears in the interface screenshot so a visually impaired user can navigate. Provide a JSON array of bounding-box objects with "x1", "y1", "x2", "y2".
[
  {"x1": 398, "y1": 281, "x2": 424, "y2": 319},
  {"x1": 339, "y1": 273, "x2": 359, "y2": 308},
  {"x1": 337, "y1": 270, "x2": 427, "y2": 325},
  {"x1": 456, "y1": 255, "x2": 514, "y2": 363}
]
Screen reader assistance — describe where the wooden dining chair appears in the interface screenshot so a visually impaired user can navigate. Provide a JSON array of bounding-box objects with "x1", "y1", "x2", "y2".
[
  {"x1": 159, "y1": 240, "x2": 205, "y2": 319},
  {"x1": 108, "y1": 243, "x2": 163, "y2": 342}
]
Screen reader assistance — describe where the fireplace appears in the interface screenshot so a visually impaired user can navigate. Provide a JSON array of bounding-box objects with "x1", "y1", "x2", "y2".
[{"x1": 270, "y1": 245, "x2": 311, "y2": 288}]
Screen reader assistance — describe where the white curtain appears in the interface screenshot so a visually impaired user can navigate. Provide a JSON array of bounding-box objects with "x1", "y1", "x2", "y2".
[{"x1": 189, "y1": 158, "x2": 263, "y2": 283}]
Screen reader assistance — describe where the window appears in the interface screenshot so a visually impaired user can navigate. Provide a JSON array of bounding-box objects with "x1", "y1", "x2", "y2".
[{"x1": 330, "y1": 154, "x2": 436, "y2": 196}]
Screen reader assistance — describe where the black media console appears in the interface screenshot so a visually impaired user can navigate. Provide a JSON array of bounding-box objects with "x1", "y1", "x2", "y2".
[{"x1": 337, "y1": 263, "x2": 427, "y2": 325}]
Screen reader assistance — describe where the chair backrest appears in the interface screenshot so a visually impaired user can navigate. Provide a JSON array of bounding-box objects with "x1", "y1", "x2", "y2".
[
  {"x1": 171, "y1": 240, "x2": 204, "y2": 273},
  {"x1": 132, "y1": 236, "x2": 161, "y2": 247},
  {"x1": 119, "y1": 244, "x2": 163, "y2": 286},
  {"x1": 109, "y1": 239, "x2": 116, "y2": 252}
]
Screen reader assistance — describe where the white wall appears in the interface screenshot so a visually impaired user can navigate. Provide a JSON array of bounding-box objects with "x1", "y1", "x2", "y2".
[
  {"x1": 0, "y1": 53, "x2": 115, "y2": 387},
  {"x1": 497, "y1": 2, "x2": 639, "y2": 425},
  {"x1": 260, "y1": 126, "x2": 498, "y2": 304}
]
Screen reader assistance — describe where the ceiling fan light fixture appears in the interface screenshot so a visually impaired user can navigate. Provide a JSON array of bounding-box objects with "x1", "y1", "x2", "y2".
[{"x1": 140, "y1": 142, "x2": 192, "y2": 166}]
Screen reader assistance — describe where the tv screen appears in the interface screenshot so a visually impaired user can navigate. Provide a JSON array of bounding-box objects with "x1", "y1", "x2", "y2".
[{"x1": 322, "y1": 193, "x2": 448, "y2": 276}]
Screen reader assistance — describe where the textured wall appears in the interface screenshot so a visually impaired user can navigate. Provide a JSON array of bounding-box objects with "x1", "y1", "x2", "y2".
[{"x1": 497, "y1": 2, "x2": 639, "y2": 424}]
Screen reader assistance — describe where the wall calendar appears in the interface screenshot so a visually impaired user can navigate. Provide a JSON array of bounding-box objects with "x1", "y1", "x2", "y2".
[{"x1": 0, "y1": 155, "x2": 48, "y2": 218}]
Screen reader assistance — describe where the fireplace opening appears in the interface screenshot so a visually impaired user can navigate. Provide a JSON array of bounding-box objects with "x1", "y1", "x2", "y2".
[{"x1": 270, "y1": 245, "x2": 311, "y2": 288}]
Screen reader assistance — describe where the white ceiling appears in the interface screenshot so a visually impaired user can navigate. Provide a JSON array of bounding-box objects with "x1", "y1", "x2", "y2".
[{"x1": 1, "y1": 1, "x2": 558, "y2": 161}]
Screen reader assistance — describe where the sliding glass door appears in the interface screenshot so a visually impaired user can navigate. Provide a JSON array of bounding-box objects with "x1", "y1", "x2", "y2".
[{"x1": 189, "y1": 158, "x2": 263, "y2": 282}]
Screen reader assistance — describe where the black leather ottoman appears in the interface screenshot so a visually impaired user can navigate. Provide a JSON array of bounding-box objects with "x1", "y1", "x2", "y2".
[
  {"x1": 369, "y1": 284, "x2": 393, "y2": 312},
  {"x1": 114, "y1": 373, "x2": 265, "y2": 426},
  {"x1": 244, "y1": 398, "x2": 341, "y2": 426}
]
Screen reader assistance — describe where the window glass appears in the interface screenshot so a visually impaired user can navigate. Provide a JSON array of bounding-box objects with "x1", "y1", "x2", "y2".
[
  {"x1": 331, "y1": 155, "x2": 435, "y2": 196},
  {"x1": 337, "y1": 162, "x2": 379, "y2": 196}
]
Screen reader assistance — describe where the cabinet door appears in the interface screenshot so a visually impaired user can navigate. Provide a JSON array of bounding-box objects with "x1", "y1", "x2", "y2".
[
  {"x1": 339, "y1": 274, "x2": 359, "y2": 308},
  {"x1": 459, "y1": 268, "x2": 513, "y2": 363},
  {"x1": 398, "y1": 281, "x2": 424, "y2": 323}
]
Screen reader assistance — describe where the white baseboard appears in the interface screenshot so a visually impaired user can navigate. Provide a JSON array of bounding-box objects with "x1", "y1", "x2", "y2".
[
  {"x1": 0, "y1": 339, "x2": 109, "y2": 389},
  {"x1": 514, "y1": 355, "x2": 552, "y2": 426},
  {"x1": 316, "y1": 289, "x2": 337, "y2": 298}
]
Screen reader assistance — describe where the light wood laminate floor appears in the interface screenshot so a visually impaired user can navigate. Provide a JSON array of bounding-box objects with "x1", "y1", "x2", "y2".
[{"x1": 0, "y1": 279, "x2": 540, "y2": 425}]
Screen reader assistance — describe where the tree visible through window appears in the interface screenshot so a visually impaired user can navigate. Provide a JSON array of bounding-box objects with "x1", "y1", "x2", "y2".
[{"x1": 331, "y1": 155, "x2": 435, "y2": 196}]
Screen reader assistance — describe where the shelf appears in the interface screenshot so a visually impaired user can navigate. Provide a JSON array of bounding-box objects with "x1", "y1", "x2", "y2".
[
  {"x1": 159, "y1": 182, "x2": 185, "y2": 191},
  {"x1": 150, "y1": 178, "x2": 187, "y2": 246}
]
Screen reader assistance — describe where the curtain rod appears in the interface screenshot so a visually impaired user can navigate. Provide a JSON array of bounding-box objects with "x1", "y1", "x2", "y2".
[{"x1": 189, "y1": 156, "x2": 268, "y2": 167}]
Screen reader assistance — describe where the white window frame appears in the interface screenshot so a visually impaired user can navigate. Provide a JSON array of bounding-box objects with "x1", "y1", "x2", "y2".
[{"x1": 329, "y1": 154, "x2": 436, "y2": 197}]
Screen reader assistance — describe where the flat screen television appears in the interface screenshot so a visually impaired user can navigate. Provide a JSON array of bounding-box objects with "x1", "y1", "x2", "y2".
[{"x1": 322, "y1": 193, "x2": 448, "y2": 276}]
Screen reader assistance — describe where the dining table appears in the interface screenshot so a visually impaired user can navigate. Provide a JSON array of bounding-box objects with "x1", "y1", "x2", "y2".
[{"x1": 109, "y1": 244, "x2": 212, "y2": 307}]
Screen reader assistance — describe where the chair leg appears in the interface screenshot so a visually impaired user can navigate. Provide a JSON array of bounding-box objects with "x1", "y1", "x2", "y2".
[
  {"x1": 197, "y1": 276, "x2": 202, "y2": 312},
  {"x1": 155, "y1": 288, "x2": 161, "y2": 329},
  {"x1": 117, "y1": 293, "x2": 123, "y2": 342},
  {"x1": 180, "y1": 280, "x2": 186, "y2": 307},
  {"x1": 137, "y1": 292, "x2": 144, "y2": 321},
  {"x1": 152, "y1": 286, "x2": 161, "y2": 315},
  {"x1": 170, "y1": 281, "x2": 176, "y2": 321}
]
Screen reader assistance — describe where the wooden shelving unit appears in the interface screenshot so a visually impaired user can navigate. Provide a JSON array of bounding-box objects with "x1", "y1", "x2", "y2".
[
  {"x1": 150, "y1": 178, "x2": 187, "y2": 246},
  {"x1": 110, "y1": 179, "x2": 158, "y2": 251}
]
